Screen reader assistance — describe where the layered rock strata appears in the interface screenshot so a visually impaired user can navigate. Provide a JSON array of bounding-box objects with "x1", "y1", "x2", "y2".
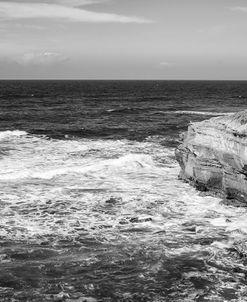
[{"x1": 175, "y1": 110, "x2": 247, "y2": 204}]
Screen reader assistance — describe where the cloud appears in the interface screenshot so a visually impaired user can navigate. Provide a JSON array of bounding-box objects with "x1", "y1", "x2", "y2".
[
  {"x1": 159, "y1": 62, "x2": 173, "y2": 67},
  {"x1": 0, "y1": 0, "x2": 106, "y2": 7},
  {"x1": 52, "y1": 0, "x2": 106, "y2": 6},
  {"x1": 17, "y1": 52, "x2": 68, "y2": 65},
  {"x1": 231, "y1": 6, "x2": 247, "y2": 12},
  {"x1": 0, "y1": 2, "x2": 152, "y2": 23}
]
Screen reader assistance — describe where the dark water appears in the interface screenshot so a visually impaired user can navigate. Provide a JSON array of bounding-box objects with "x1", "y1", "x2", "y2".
[
  {"x1": 0, "y1": 80, "x2": 247, "y2": 302},
  {"x1": 1, "y1": 80, "x2": 246, "y2": 141}
]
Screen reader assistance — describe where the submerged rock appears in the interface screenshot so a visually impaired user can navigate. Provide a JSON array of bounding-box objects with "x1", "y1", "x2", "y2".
[
  {"x1": 175, "y1": 110, "x2": 247, "y2": 204},
  {"x1": 105, "y1": 197, "x2": 122, "y2": 204}
]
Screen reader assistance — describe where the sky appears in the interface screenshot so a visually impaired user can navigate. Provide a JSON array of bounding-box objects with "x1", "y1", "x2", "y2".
[{"x1": 0, "y1": 0, "x2": 247, "y2": 79}]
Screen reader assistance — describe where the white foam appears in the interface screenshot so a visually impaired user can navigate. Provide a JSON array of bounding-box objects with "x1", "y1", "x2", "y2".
[
  {"x1": 0, "y1": 130, "x2": 27, "y2": 141},
  {"x1": 0, "y1": 153, "x2": 158, "y2": 180},
  {"x1": 1, "y1": 132, "x2": 247, "y2": 262},
  {"x1": 160, "y1": 110, "x2": 233, "y2": 116}
]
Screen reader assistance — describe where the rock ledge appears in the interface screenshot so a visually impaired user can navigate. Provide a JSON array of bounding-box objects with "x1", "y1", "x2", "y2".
[{"x1": 175, "y1": 110, "x2": 247, "y2": 204}]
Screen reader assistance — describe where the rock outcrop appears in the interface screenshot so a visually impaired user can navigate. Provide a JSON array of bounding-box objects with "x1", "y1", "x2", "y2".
[{"x1": 175, "y1": 110, "x2": 247, "y2": 204}]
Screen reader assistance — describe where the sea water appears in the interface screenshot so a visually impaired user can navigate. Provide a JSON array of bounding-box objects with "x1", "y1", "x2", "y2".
[{"x1": 0, "y1": 80, "x2": 247, "y2": 301}]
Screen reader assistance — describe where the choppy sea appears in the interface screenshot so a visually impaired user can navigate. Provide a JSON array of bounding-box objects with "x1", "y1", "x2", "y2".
[{"x1": 1, "y1": 80, "x2": 247, "y2": 302}]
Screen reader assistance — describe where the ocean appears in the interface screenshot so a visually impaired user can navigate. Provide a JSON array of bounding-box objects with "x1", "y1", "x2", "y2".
[{"x1": 0, "y1": 80, "x2": 247, "y2": 301}]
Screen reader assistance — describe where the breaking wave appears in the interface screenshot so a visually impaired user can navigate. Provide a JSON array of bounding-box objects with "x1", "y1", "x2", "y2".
[
  {"x1": 0, "y1": 130, "x2": 27, "y2": 141},
  {"x1": 159, "y1": 110, "x2": 234, "y2": 116}
]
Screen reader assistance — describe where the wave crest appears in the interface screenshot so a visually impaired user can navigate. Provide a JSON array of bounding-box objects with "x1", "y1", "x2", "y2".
[
  {"x1": 160, "y1": 110, "x2": 234, "y2": 116},
  {"x1": 0, "y1": 153, "x2": 158, "y2": 180},
  {"x1": 0, "y1": 130, "x2": 27, "y2": 141}
]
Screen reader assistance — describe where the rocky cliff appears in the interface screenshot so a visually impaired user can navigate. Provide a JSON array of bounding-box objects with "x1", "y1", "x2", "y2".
[{"x1": 175, "y1": 110, "x2": 247, "y2": 204}]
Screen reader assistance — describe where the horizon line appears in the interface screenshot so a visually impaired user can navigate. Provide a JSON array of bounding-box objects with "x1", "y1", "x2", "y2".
[{"x1": 1, "y1": 78, "x2": 247, "y2": 81}]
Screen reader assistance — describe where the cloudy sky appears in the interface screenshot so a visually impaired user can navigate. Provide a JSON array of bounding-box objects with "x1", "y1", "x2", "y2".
[{"x1": 0, "y1": 0, "x2": 247, "y2": 79}]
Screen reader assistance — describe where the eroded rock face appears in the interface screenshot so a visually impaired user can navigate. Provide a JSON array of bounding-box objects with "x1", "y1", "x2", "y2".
[{"x1": 175, "y1": 110, "x2": 247, "y2": 204}]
